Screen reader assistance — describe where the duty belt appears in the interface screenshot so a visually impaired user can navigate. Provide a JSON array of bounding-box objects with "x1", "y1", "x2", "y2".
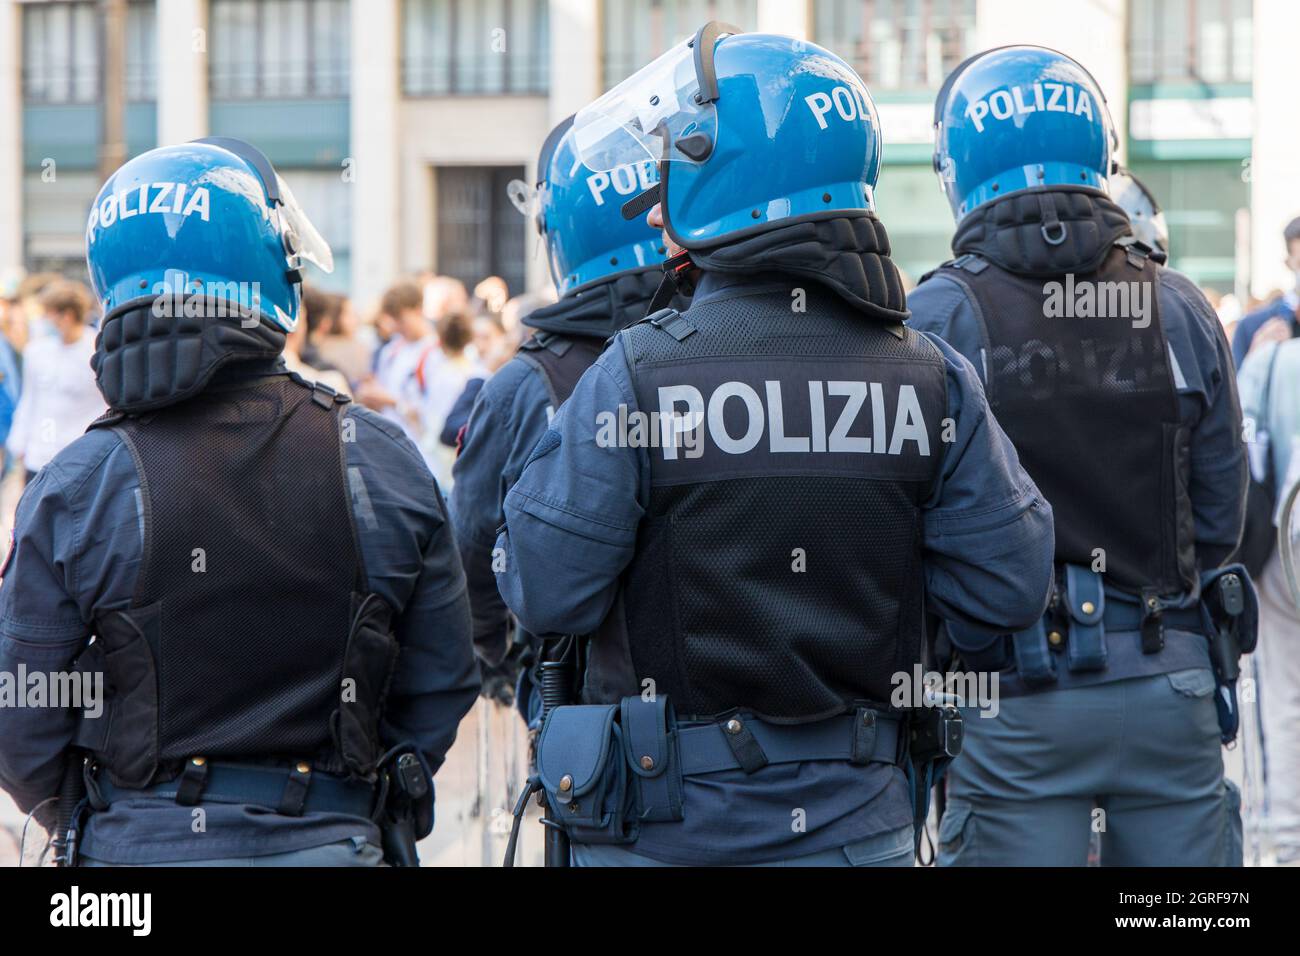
[
  {"x1": 677, "y1": 709, "x2": 903, "y2": 776},
  {"x1": 1102, "y1": 603, "x2": 1202, "y2": 634},
  {"x1": 90, "y1": 760, "x2": 378, "y2": 819}
]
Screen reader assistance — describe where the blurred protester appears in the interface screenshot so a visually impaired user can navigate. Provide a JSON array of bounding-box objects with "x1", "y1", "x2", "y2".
[
  {"x1": 14, "y1": 271, "x2": 61, "y2": 347},
  {"x1": 0, "y1": 293, "x2": 21, "y2": 471},
  {"x1": 355, "y1": 280, "x2": 433, "y2": 441},
  {"x1": 472, "y1": 275, "x2": 509, "y2": 316},
  {"x1": 439, "y1": 311, "x2": 516, "y2": 449},
  {"x1": 499, "y1": 289, "x2": 556, "y2": 342},
  {"x1": 369, "y1": 303, "x2": 398, "y2": 369},
  {"x1": 285, "y1": 286, "x2": 350, "y2": 395},
  {"x1": 5, "y1": 281, "x2": 103, "y2": 484},
  {"x1": 312, "y1": 292, "x2": 373, "y2": 384},
  {"x1": 423, "y1": 274, "x2": 469, "y2": 322},
  {"x1": 417, "y1": 309, "x2": 481, "y2": 484},
  {"x1": 1233, "y1": 216, "x2": 1300, "y2": 367},
  {"x1": 1214, "y1": 290, "x2": 1244, "y2": 343},
  {"x1": 1238, "y1": 337, "x2": 1300, "y2": 864}
]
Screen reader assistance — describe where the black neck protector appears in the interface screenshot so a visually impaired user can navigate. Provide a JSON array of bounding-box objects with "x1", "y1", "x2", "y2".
[
  {"x1": 91, "y1": 295, "x2": 287, "y2": 414},
  {"x1": 524, "y1": 266, "x2": 683, "y2": 339},
  {"x1": 681, "y1": 212, "x2": 909, "y2": 324},
  {"x1": 951, "y1": 187, "x2": 1139, "y2": 279}
]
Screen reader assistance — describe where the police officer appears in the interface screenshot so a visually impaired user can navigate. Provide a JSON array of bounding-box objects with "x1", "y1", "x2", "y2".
[
  {"x1": 496, "y1": 24, "x2": 1055, "y2": 867},
  {"x1": 910, "y1": 47, "x2": 1251, "y2": 866},
  {"x1": 1109, "y1": 168, "x2": 1169, "y2": 256},
  {"x1": 451, "y1": 117, "x2": 684, "y2": 710},
  {"x1": 0, "y1": 139, "x2": 479, "y2": 866}
]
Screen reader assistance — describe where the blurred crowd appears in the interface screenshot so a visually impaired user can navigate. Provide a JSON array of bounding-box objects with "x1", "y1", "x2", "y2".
[
  {"x1": 1, "y1": 228, "x2": 1299, "y2": 501},
  {"x1": 0, "y1": 271, "x2": 557, "y2": 494}
]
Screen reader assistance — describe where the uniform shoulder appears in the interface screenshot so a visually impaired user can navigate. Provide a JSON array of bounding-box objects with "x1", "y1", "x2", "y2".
[
  {"x1": 1156, "y1": 266, "x2": 1222, "y2": 336},
  {"x1": 906, "y1": 272, "x2": 972, "y2": 334},
  {"x1": 38, "y1": 425, "x2": 130, "y2": 497},
  {"x1": 341, "y1": 403, "x2": 432, "y2": 477},
  {"x1": 473, "y1": 354, "x2": 552, "y2": 417}
]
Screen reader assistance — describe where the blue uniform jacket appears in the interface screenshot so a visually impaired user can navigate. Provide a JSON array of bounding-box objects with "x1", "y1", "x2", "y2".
[
  {"x1": 449, "y1": 358, "x2": 555, "y2": 665},
  {"x1": 0, "y1": 361, "x2": 479, "y2": 863},
  {"x1": 908, "y1": 262, "x2": 1248, "y2": 690},
  {"x1": 493, "y1": 271, "x2": 1056, "y2": 864}
]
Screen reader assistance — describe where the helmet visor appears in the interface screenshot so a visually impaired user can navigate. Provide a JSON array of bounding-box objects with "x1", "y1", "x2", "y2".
[
  {"x1": 574, "y1": 37, "x2": 721, "y2": 171},
  {"x1": 274, "y1": 173, "x2": 334, "y2": 274}
]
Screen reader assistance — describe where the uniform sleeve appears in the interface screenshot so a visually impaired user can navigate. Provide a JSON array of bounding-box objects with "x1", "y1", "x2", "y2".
[
  {"x1": 495, "y1": 338, "x2": 645, "y2": 637},
  {"x1": 449, "y1": 364, "x2": 551, "y2": 664},
  {"x1": 0, "y1": 464, "x2": 91, "y2": 819},
  {"x1": 918, "y1": 332, "x2": 1056, "y2": 638},
  {"x1": 1164, "y1": 274, "x2": 1249, "y2": 567},
  {"x1": 345, "y1": 409, "x2": 479, "y2": 775}
]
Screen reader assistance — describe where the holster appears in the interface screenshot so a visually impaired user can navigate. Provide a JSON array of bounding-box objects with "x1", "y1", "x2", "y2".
[
  {"x1": 1010, "y1": 619, "x2": 1057, "y2": 687},
  {"x1": 1199, "y1": 564, "x2": 1259, "y2": 744},
  {"x1": 1063, "y1": 564, "x2": 1108, "y2": 672},
  {"x1": 376, "y1": 745, "x2": 434, "y2": 867},
  {"x1": 535, "y1": 696, "x2": 683, "y2": 845}
]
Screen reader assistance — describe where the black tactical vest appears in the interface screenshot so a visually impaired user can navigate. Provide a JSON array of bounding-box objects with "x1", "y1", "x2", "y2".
[
  {"x1": 515, "y1": 331, "x2": 608, "y2": 412},
  {"x1": 81, "y1": 374, "x2": 399, "y2": 788},
  {"x1": 937, "y1": 242, "x2": 1196, "y2": 598},
  {"x1": 582, "y1": 286, "x2": 947, "y2": 723}
]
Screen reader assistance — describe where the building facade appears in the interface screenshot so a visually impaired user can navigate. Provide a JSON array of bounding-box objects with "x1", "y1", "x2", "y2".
[{"x1": 1, "y1": 0, "x2": 1295, "y2": 312}]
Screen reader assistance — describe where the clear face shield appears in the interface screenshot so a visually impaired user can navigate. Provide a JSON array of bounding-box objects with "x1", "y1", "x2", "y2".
[
  {"x1": 193, "y1": 137, "x2": 334, "y2": 276},
  {"x1": 573, "y1": 22, "x2": 738, "y2": 220},
  {"x1": 273, "y1": 172, "x2": 334, "y2": 275}
]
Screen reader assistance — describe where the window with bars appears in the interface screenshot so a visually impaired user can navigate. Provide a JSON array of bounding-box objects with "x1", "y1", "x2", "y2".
[
  {"x1": 435, "y1": 166, "x2": 527, "y2": 296},
  {"x1": 209, "y1": 0, "x2": 351, "y2": 99},
  {"x1": 402, "y1": 0, "x2": 549, "y2": 96},
  {"x1": 22, "y1": 0, "x2": 156, "y2": 104},
  {"x1": 813, "y1": 0, "x2": 976, "y2": 92},
  {"x1": 1129, "y1": 0, "x2": 1252, "y2": 86},
  {"x1": 601, "y1": 0, "x2": 757, "y2": 91}
]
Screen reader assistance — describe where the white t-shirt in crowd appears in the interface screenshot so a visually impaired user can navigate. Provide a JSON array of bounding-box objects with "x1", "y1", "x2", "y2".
[{"x1": 6, "y1": 331, "x2": 105, "y2": 472}]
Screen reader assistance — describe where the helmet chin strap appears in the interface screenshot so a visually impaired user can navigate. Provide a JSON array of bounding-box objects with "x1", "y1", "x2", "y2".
[{"x1": 646, "y1": 250, "x2": 697, "y2": 314}]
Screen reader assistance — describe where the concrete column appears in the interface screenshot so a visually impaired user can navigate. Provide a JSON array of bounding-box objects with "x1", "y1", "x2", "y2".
[
  {"x1": 156, "y1": 0, "x2": 209, "y2": 145},
  {"x1": 1249, "y1": 0, "x2": 1300, "y2": 297},
  {"x1": 975, "y1": 0, "x2": 1128, "y2": 164},
  {"x1": 349, "y1": 0, "x2": 401, "y2": 312},
  {"x1": 548, "y1": 0, "x2": 599, "y2": 128},
  {"x1": 756, "y1": 0, "x2": 809, "y2": 39},
  {"x1": 0, "y1": 0, "x2": 22, "y2": 277}
]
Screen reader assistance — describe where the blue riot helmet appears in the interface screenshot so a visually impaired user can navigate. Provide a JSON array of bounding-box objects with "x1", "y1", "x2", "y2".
[
  {"x1": 86, "y1": 137, "x2": 333, "y2": 332},
  {"x1": 932, "y1": 45, "x2": 1116, "y2": 221},
  {"x1": 509, "y1": 117, "x2": 667, "y2": 296},
  {"x1": 1109, "y1": 168, "x2": 1169, "y2": 254},
  {"x1": 573, "y1": 22, "x2": 883, "y2": 251},
  {"x1": 85, "y1": 138, "x2": 333, "y2": 411}
]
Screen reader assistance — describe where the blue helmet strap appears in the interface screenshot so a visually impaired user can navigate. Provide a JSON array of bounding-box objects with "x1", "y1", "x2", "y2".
[{"x1": 646, "y1": 251, "x2": 697, "y2": 314}]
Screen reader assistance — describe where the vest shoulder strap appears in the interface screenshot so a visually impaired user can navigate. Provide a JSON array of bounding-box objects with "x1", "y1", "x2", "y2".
[
  {"x1": 635, "y1": 308, "x2": 697, "y2": 342},
  {"x1": 516, "y1": 332, "x2": 606, "y2": 409},
  {"x1": 286, "y1": 369, "x2": 351, "y2": 409},
  {"x1": 87, "y1": 408, "x2": 127, "y2": 431}
]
